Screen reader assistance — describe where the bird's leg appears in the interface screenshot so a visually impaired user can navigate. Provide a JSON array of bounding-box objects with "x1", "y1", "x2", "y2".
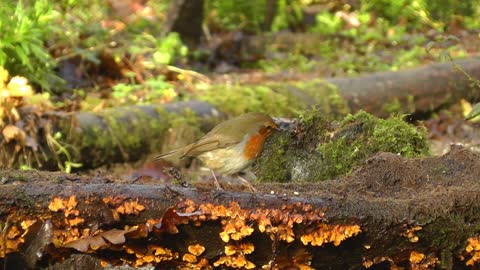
[
  {"x1": 237, "y1": 175, "x2": 257, "y2": 193},
  {"x1": 210, "y1": 169, "x2": 222, "y2": 190}
]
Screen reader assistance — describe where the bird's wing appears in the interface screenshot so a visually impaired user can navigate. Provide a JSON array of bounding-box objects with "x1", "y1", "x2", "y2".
[
  {"x1": 180, "y1": 133, "x2": 240, "y2": 157},
  {"x1": 155, "y1": 117, "x2": 248, "y2": 160}
]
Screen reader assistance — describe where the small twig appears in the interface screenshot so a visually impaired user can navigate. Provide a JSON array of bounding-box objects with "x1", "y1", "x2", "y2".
[
  {"x1": 123, "y1": 57, "x2": 145, "y2": 84},
  {"x1": 447, "y1": 53, "x2": 480, "y2": 90},
  {"x1": 103, "y1": 116, "x2": 129, "y2": 162},
  {"x1": 166, "y1": 65, "x2": 211, "y2": 83},
  {"x1": 202, "y1": 23, "x2": 212, "y2": 42},
  {"x1": 54, "y1": 43, "x2": 108, "y2": 62}
]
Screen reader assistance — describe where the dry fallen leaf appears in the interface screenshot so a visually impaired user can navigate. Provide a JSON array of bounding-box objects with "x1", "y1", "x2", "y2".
[{"x1": 2, "y1": 124, "x2": 26, "y2": 144}]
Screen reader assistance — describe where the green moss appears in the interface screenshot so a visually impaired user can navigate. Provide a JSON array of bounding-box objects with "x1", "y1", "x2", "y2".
[
  {"x1": 383, "y1": 95, "x2": 416, "y2": 115},
  {"x1": 315, "y1": 111, "x2": 429, "y2": 179},
  {"x1": 256, "y1": 110, "x2": 430, "y2": 182},
  {"x1": 256, "y1": 109, "x2": 331, "y2": 182},
  {"x1": 254, "y1": 133, "x2": 293, "y2": 183},
  {"x1": 371, "y1": 116, "x2": 429, "y2": 158}
]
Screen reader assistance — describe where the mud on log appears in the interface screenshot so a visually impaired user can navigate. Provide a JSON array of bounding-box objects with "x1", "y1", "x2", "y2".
[{"x1": 1, "y1": 145, "x2": 480, "y2": 269}]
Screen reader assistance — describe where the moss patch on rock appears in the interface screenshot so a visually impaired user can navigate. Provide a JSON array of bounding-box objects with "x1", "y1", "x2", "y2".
[
  {"x1": 255, "y1": 110, "x2": 430, "y2": 182},
  {"x1": 316, "y1": 111, "x2": 430, "y2": 180}
]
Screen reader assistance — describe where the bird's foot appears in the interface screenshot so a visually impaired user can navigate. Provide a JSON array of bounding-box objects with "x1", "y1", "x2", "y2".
[
  {"x1": 237, "y1": 175, "x2": 257, "y2": 193},
  {"x1": 210, "y1": 169, "x2": 223, "y2": 190}
]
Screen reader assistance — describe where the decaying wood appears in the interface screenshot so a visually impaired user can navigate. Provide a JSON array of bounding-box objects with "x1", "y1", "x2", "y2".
[{"x1": 1, "y1": 145, "x2": 480, "y2": 269}]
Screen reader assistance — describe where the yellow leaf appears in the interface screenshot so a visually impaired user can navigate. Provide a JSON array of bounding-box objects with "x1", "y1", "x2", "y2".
[
  {"x1": 0, "y1": 67, "x2": 9, "y2": 88},
  {"x1": 7, "y1": 76, "x2": 33, "y2": 97}
]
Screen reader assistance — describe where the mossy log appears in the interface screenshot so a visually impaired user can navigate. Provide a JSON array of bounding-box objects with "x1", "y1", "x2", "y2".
[
  {"x1": 1, "y1": 145, "x2": 480, "y2": 269},
  {"x1": 330, "y1": 57, "x2": 480, "y2": 117},
  {"x1": 43, "y1": 101, "x2": 223, "y2": 170},
  {"x1": 200, "y1": 57, "x2": 480, "y2": 118}
]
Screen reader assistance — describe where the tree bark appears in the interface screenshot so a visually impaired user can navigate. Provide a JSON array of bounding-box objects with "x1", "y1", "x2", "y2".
[
  {"x1": 0, "y1": 145, "x2": 479, "y2": 269},
  {"x1": 263, "y1": 0, "x2": 278, "y2": 31},
  {"x1": 163, "y1": 0, "x2": 205, "y2": 48}
]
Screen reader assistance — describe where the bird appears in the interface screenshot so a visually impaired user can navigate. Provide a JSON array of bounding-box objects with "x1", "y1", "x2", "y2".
[{"x1": 155, "y1": 112, "x2": 278, "y2": 191}]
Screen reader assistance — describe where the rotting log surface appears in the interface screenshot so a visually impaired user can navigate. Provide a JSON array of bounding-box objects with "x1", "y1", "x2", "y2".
[{"x1": 1, "y1": 145, "x2": 480, "y2": 269}]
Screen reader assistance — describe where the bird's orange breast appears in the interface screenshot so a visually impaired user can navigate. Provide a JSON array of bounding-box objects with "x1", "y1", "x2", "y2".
[{"x1": 243, "y1": 127, "x2": 272, "y2": 160}]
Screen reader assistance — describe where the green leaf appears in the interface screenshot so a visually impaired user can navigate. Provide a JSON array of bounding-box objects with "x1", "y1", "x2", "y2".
[
  {"x1": 14, "y1": 46, "x2": 32, "y2": 69},
  {"x1": 153, "y1": 51, "x2": 172, "y2": 65},
  {"x1": 466, "y1": 103, "x2": 480, "y2": 121}
]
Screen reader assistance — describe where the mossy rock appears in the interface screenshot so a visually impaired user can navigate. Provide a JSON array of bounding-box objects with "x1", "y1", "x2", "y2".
[{"x1": 255, "y1": 110, "x2": 430, "y2": 182}]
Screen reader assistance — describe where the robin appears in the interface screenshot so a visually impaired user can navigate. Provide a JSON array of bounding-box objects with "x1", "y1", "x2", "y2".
[{"x1": 155, "y1": 112, "x2": 278, "y2": 191}]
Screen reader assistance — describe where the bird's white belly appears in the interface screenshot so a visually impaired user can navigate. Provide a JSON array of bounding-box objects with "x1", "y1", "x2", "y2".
[{"x1": 197, "y1": 138, "x2": 252, "y2": 175}]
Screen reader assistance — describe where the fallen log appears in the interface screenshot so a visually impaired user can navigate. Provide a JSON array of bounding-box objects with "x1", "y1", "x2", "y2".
[
  {"x1": 59, "y1": 58, "x2": 480, "y2": 171},
  {"x1": 59, "y1": 101, "x2": 224, "y2": 168},
  {"x1": 201, "y1": 57, "x2": 480, "y2": 119},
  {"x1": 1, "y1": 145, "x2": 480, "y2": 269},
  {"x1": 330, "y1": 57, "x2": 480, "y2": 117},
  {"x1": 2, "y1": 101, "x2": 224, "y2": 170}
]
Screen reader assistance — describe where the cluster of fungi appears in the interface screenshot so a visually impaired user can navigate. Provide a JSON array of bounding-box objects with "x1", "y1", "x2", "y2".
[
  {"x1": 3, "y1": 194, "x2": 479, "y2": 269},
  {"x1": 1, "y1": 195, "x2": 364, "y2": 269}
]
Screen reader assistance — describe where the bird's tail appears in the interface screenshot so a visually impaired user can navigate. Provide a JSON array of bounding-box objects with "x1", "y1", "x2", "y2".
[
  {"x1": 154, "y1": 148, "x2": 184, "y2": 160},
  {"x1": 153, "y1": 145, "x2": 191, "y2": 160}
]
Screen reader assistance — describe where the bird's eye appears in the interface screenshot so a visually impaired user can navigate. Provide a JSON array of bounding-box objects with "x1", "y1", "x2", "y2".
[{"x1": 267, "y1": 124, "x2": 277, "y2": 131}]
